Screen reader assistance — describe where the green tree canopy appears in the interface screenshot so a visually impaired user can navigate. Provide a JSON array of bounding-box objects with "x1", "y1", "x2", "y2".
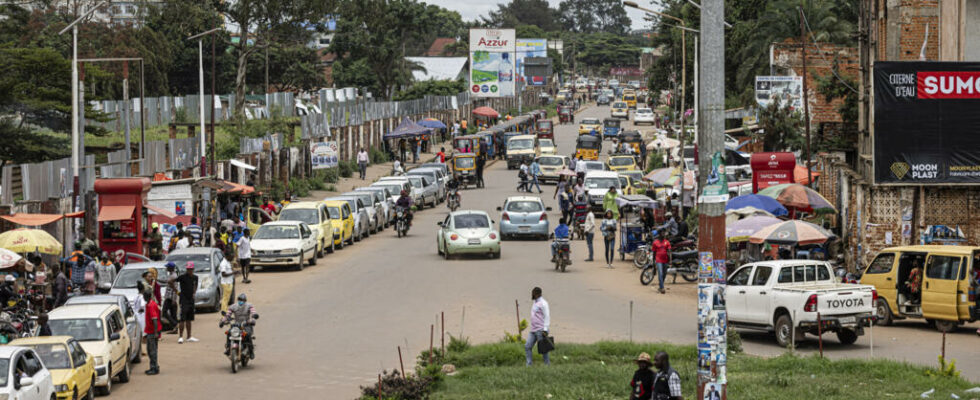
[
  {"x1": 557, "y1": 0, "x2": 630, "y2": 35},
  {"x1": 481, "y1": 0, "x2": 560, "y2": 32}
]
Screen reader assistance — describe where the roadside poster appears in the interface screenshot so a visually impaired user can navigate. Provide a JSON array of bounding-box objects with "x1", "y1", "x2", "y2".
[
  {"x1": 713, "y1": 260, "x2": 726, "y2": 284},
  {"x1": 310, "y1": 141, "x2": 339, "y2": 169},
  {"x1": 699, "y1": 252, "x2": 713, "y2": 279},
  {"x1": 699, "y1": 151, "x2": 729, "y2": 204},
  {"x1": 755, "y1": 76, "x2": 803, "y2": 110},
  {"x1": 469, "y1": 29, "x2": 516, "y2": 98},
  {"x1": 703, "y1": 382, "x2": 724, "y2": 400},
  {"x1": 516, "y1": 38, "x2": 547, "y2": 86}
]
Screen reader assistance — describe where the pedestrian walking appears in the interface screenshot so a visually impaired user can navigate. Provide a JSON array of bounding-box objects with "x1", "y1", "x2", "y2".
[
  {"x1": 219, "y1": 254, "x2": 234, "y2": 313},
  {"x1": 95, "y1": 251, "x2": 116, "y2": 294},
  {"x1": 146, "y1": 223, "x2": 164, "y2": 261},
  {"x1": 162, "y1": 262, "x2": 179, "y2": 332},
  {"x1": 143, "y1": 290, "x2": 161, "y2": 375},
  {"x1": 413, "y1": 138, "x2": 420, "y2": 163},
  {"x1": 583, "y1": 208, "x2": 596, "y2": 261},
  {"x1": 630, "y1": 352, "x2": 655, "y2": 400},
  {"x1": 601, "y1": 210, "x2": 617, "y2": 268},
  {"x1": 236, "y1": 229, "x2": 252, "y2": 284},
  {"x1": 186, "y1": 217, "x2": 203, "y2": 246},
  {"x1": 175, "y1": 262, "x2": 199, "y2": 343},
  {"x1": 652, "y1": 351, "x2": 683, "y2": 400},
  {"x1": 357, "y1": 147, "x2": 369, "y2": 180},
  {"x1": 652, "y1": 232, "x2": 672, "y2": 294},
  {"x1": 603, "y1": 186, "x2": 620, "y2": 220},
  {"x1": 524, "y1": 287, "x2": 551, "y2": 366},
  {"x1": 529, "y1": 158, "x2": 543, "y2": 193},
  {"x1": 476, "y1": 154, "x2": 486, "y2": 188}
]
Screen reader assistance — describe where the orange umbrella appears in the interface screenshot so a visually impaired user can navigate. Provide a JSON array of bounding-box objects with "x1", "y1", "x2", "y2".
[
  {"x1": 794, "y1": 165, "x2": 821, "y2": 184},
  {"x1": 472, "y1": 106, "x2": 500, "y2": 118}
]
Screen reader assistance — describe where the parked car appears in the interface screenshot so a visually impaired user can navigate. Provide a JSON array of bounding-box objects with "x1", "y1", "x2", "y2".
[
  {"x1": 324, "y1": 196, "x2": 371, "y2": 240},
  {"x1": 371, "y1": 180, "x2": 411, "y2": 204},
  {"x1": 165, "y1": 247, "x2": 234, "y2": 312},
  {"x1": 249, "y1": 220, "x2": 318, "y2": 271},
  {"x1": 10, "y1": 336, "x2": 95, "y2": 400},
  {"x1": 436, "y1": 211, "x2": 501, "y2": 259},
  {"x1": 109, "y1": 261, "x2": 183, "y2": 331},
  {"x1": 726, "y1": 260, "x2": 876, "y2": 347},
  {"x1": 379, "y1": 175, "x2": 438, "y2": 208},
  {"x1": 64, "y1": 294, "x2": 141, "y2": 364},
  {"x1": 633, "y1": 107, "x2": 655, "y2": 125},
  {"x1": 0, "y1": 346, "x2": 55, "y2": 400},
  {"x1": 419, "y1": 162, "x2": 450, "y2": 184},
  {"x1": 279, "y1": 201, "x2": 335, "y2": 256},
  {"x1": 406, "y1": 168, "x2": 446, "y2": 202},
  {"x1": 342, "y1": 192, "x2": 383, "y2": 234},
  {"x1": 497, "y1": 196, "x2": 552, "y2": 240},
  {"x1": 321, "y1": 200, "x2": 355, "y2": 248},
  {"x1": 355, "y1": 187, "x2": 394, "y2": 226},
  {"x1": 47, "y1": 304, "x2": 131, "y2": 395}
]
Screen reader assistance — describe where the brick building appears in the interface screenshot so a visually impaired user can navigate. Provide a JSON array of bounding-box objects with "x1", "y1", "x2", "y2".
[{"x1": 816, "y1": 0, "x2": 980, "y2": 271}]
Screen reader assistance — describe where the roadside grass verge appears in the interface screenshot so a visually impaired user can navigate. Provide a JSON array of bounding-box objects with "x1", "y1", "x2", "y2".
[{"x1": 424, "y1": 341, "x2": 978, "y2": 400}]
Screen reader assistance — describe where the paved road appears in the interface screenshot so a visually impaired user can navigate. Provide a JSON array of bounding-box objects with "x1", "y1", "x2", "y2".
[{"x1": 110, "y1": 104, "x2": 980, "y2": 400}]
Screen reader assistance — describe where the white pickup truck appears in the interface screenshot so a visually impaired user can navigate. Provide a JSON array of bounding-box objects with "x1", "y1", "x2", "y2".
[{"x1": 725, "y1": 260, "x2": 877, "y2": 347}]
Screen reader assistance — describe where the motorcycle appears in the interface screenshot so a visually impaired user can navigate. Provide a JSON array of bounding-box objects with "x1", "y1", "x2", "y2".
[
  {"x1": 552, "y1": 237, "x2": 571, "y2": 272},
  {"x1": 640, "y1": 250, "x2": 699, "y2": 285},
  {"x1": 447, "y1": 189, "x2": 461, "y2": 212},
  {"x1": 221, "y1": 312, "x2": 258, "y2": 373},
  {"x1": 395, "y1": 206, "x2": 411, "y2": 238}
]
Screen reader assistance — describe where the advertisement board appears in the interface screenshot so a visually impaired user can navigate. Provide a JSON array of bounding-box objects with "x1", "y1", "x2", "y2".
[
  {"x1": 469, "y1": 29, "x2": 516, "y2": 98},
  {"x1": 516, "y1": 38, "x2": 547, "y2": 86},
  {"x1": 750, "y1": 152, "x2": 796, "y2": 192},
  {"x1": 310, "y1": 141, "x2": 339, "y2": 169},
  {"x1": 755, "y1": 76, "x2": 803, "y2": 110},
  {"x1": 874, "y1": 62, "x2": 980, "y2": 184}
]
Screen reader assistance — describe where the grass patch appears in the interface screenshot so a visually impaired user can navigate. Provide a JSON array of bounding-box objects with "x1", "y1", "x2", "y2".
[{"x1": 427, "y1": 341, "x2": 978, "y2": 400}]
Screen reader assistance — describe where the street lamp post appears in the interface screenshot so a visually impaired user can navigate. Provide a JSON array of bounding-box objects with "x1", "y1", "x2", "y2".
[{"x1": 188, "y1": 27, "x2": 222, "y2": 176}]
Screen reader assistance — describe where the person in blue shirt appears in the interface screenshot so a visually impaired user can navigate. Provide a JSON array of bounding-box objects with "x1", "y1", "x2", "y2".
[
  {"x1": 590, "y1": 127, "x2": 598, "y2": 137},
  {"x1": 551, "y1": 218, "x2": 571, "y2": 262},
  {"x1": 529, "y1": 159, "x2": 543, "y2": 194}
]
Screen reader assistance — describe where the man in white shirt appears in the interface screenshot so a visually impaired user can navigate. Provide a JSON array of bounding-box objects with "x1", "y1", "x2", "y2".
[
  {"x1": 583, "y1": 209, "x2": 596, "y2": 261},
  {"x1": 174, "y1": 232, "x2": 190, "y2": 250},
  {"x1": 525, "y1": 287, "x2": 551, "y2": 365},
  {"x1": 236, "y1": 228, "x2": 252, "y2": 284},
  {"x1": 357, "y1": 147, "x2": 369, "y2": 180},
  {"x1": 218, "y1": 256, "x2": 235, "y2": 313}
]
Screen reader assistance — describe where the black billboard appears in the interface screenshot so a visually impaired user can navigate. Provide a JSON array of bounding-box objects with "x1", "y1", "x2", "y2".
[{"x1": 874, "y1": 62, "x2": 980, "y2": 184}]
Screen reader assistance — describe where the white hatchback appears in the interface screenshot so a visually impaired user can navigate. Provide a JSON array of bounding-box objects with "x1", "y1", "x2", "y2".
[
  {"x1": 634, "y1": 108, "x2": 655, "y2": 125},
  {"x1": 0, "y1": 346, "x2": 54, "y2": 400}
]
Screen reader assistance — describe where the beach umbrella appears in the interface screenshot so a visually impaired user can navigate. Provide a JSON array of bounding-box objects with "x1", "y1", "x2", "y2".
[
  {"x1": 0, "y1": 228, "x2": 62, "y2": 255},
  {"x1": 748, "y1": 220, "x2": 836, "y2": 246},
  {"x1": 726, "y1": 216, "x2": 782, "y2": 243},
  {"x1": 472, "y1": 106, "x2": 500, "y2": 118},
  {"x1": 647, "y1": 136, "x2": 680, "y2": 150},
  {"x1": 757, "y1": 183, "x2": 836, "y2": 214},
  {"x1": 725, "y1": 194, "x2": 789, "y2": 217},
  {"x1": 724, "y1": 206, "x2": 776, "y2": 225},
  {"x1": 0, "y1": 249, "x2": 22, "y2": 269},
  {"x1": 417, "y1": 118, "x2": 447, "y2": 129},
  {"x1": 794, "y1": 165, "x2": 821, "y2": 185},
  {"x1": 644, "y1": 167, "x2": 679, "y2": 186}
]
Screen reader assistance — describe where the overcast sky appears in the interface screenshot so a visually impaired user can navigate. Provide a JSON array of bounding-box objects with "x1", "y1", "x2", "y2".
[{"x1": 424, "y1": 0, "x2": 656, "y2": 31}]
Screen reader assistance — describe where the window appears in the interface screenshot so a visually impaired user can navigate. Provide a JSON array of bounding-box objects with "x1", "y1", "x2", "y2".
[
  {"x1": 752, "y1": 266, "x2": 773, "y2": 286},
  {"x1": 926, "y1": 256, "x2": 961, "y2": 280},
  {"x1": 505, "y1": 201, "x2": 543, "y2": 213},
  {"x1": 817, "y1": 265, "x2": 831, "y2": 281},
  {"x1": 866, "y1": 253, "x2": 895, "y2": 274},
  {"x1": 49, "y1": 318, "x2": 104, "y2": 341},
  {"x1": 319, "y1": 38, "x2": 331, "y2": 45},
  {"x1": 111, "y1": 311, "x2": 124, "y2": 332},
  {"x1": 21, "y1": 351, "x2": 40, "y2": 376},
  {"x1": 728, "y1": 267, "x2": 752, "y2": 286},
  {"x1": 453, "y1": 215, "x2": 490, "y2": 229},
  {"x1": 30, "y1": 344, "x2": 71, "y2": 370},
  {"x1": 342, "y1": 205, "x2": 350, "y2": 219},
  {"x1": 777, "y1": 267, "x2": 794, "y2": 283},
  {"x1": 69, "y1": 341, "x2": 87, "y2": 368}
]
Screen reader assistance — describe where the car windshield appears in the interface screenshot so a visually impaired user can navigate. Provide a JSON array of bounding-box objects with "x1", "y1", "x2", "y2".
[
  {"x1": 585, "y1": 177, "x2": 621, "y2": 189},
  {"x1": 581, "y1": 119, "x2": 599, "y2": 125},
  {"x1": 327, "y1": 207, "x2": 342, "y2": 219},
  {"x1": 509, "y1": 139, "x2": 534, "y2": 150},
  {"x1": 637, "y1": 109, "x2": 652, "y2": 114},
  {"x1": 609, "y1": 157, "x2": 634, "y2": 166},
  {"x1": 49, "y1": 318, "x2": 104, "y2": 341},
  {"x1": 376, "y1": 184, "x2": 402, "y2": 195},
  {"x1": 254, "y1": 225, "x2": 300, "y2": 240},
  {"x1": 278, "y1": 209, "x2": 318, "y2": 225},
  {"x1": 613, "y1": 102, "x2": 627, "y2": 108},
  {"x1": 165, "y1": 254, "x2": 212, "y2": 275},
  {"x1": 407, "y1": 177, "x2": 423, "y2": 188},
  {"x1": 0, "y1": 359, "x2": 7, "y2": 386},
  {"x1": 537, "y1": 157, "x2": 563, "y2": 166},
  {"x1": 539, "y1": 139, "x2": 554, "y2": 148},
  {"x1": 506, "y1": 201, "x2": 543, "y2": 212},
  {"x1": 28, "y1": 344, "x2": 71, "y2": 369},
  {"x1": 455, "y1": 157, "x2": 474, "y2": 168},
  {"x1": 454, "y1": 215, "x2": 490, "y2": 229},
  {"x1": 623, "y1": 172, "x2": 643, "y2": 180},
  {"x1": 584, "y1": 162, "x2": 605, "y2": 170},
  {"x1": 113, "y1": 268, "x2": 169, "y2": 289}
]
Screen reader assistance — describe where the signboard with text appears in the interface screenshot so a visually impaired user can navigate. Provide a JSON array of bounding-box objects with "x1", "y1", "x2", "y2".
[
  {"x1": 469, "y1": 29, "x2": 516, "y2": 98},
  {"x1": 310, "y1": 141, "x2": 339, "y2": 169},
  {"x1": 516, "y1": 38, "x2": 547, "y2": 86},
  {"x1": 874, "y1": 62, "x2": 980, "y2": 184},
  {"x1": 755, "y1": 76, "x2": 803, "y2": 110},
  {"x1": 750, "y1": 152, "x2": 796, "y2": 192}
]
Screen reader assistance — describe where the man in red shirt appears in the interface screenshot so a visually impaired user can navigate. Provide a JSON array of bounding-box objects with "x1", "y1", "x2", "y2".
[
  {"x1": 436, "y1": 147, "x2": 446, "y2": 163},
  {"x1": 651, "y1": 231, "x2": 672, "y2": 294},
  {"x1": 144, "y1": 291, "x2": 161, "y2": 375}
]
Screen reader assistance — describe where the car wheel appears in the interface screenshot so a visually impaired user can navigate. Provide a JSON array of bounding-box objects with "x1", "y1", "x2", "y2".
[
  {"x1": 295, "y1": 253, "x2": 305, "y2": 271},
  {"x1": 118, "y1": 355, "x2": 131, "y2": 382},
  {"x1": 774, "y1": 314, "x2": 798, "y2": 348},
  {"x1": 836, "y1": 329, "x2": 859, "y2": 345},
  {"x1": 132, "y1": 342, "x2": 141, "y2": 363},
  {"x1": 317, "y1": 242, "x2": 324, "y2": 258},
  {"x1": 327, "y1": 239, "x2": 336, "y2": 254},
  {"x1": 437, "y1": 238, "x2": 444, "y2": 255},
  {"x1": 934, "y1": 319, "x2": 957, "y2": 333},
  {"x1": 874, "y1": 299, "x2": 893, "y2": 326},
  {"x1": 308, "y1": 249, "x2": 317, "y2": 266},
  {"x1": 86, "y1": 379, "x2": 95, "y2": 400},
  {"x1": 493, "y1": 250, "x2": 501, "y2": 259}
]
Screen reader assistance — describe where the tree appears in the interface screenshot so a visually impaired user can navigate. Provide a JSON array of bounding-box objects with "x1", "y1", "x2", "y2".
[
  {"x1": 216, "y1": 0, "x2": 334, "y2": 116},
  {"x1": 574, "y1": 32, "x2": 640, "y2": 71},
  {"x1": 482, "y1": 0, "x2": 559, "y2": 32},
  {"x1": 393, "y1": 79, "x2": 465, "y2": 101},
  {"x1": 246, "y1": 42, "x2": 326, "y2": 93},
  {"x1": 756, "y1": 98, "x2": 804, "y2": 152},
  {"x1": 557, "y1": 0, "x2": 630, "y2": 35}
]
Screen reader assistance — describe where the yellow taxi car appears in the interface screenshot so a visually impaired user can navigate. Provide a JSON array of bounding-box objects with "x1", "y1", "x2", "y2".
[
  {"x1": 322, "y1": 200, "x2": 355, "y2": 248},
  {"x1": 48, "y1": 304, "x2": 130, "y2": 395},
  {"x1": 607, "y1": 155, "x2": 638, "y2": 172},
  {"x1": 578, "y1": 118, "x2": 601, "y2": 135},
  {"x1": 622, "y1": 93, "x2": 638, "y2": 109},
  {"x1": 279, "y1": 201, "x2": 335, "y2": 256},
  {"x1": 610, "y1": 101, "x2": 629, "y2": 119},
  {"x1": 11, "y1": 336, "x2": 95, "y2": 400},
  {"x1": 619, "y1": 170, "x2": 648, "y2": 194}
]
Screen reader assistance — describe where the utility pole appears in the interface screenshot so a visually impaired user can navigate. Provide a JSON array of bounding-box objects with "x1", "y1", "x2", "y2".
[
  {"x1": 211, "y1": 18, "x2": 217, "y2": 176},
  {"x1": 698, "y1": 0, "x2": 727, "y2": 397},
  {"x1": 198, "y1": 39, "x2": 206, "y2": 166},
  {"x1": 188, "y1": 26, "x2": 222, "y2": 176},
  {"x1": 799, "y1": 6, "x2": 813, "y2": 187}
]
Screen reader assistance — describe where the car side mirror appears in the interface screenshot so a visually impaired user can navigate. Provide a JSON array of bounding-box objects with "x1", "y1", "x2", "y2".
[
  {"x1": 437, "y1": 222, "x2": 443, "y2": 227},
  {"x1": 109, "y1": 332, "x2": 121, "y2": 341},
  {"x1": 546, "y1": 207, "x2": 553, "y2": 212},
  {"x1": 496, "y1": 206, "x2": 503, "y2": 211},
  {"x1": 19, "y1": 377, "x2": 33, "y2": 387}
]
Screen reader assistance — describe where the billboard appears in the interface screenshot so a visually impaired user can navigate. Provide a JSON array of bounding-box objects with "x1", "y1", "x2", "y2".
[
  {"x1": 755, "y1": 76, "x2": 803, "y2": 110},
  {"x1": 469, "y1": 29, "x2": 516, "y2": 97},
  {"x1": 874, "y1": 62, "x2": 980, "y2": 184},
  {"x1": 516, "y1": 38, "x2": 547, "y2": 86},
  {"x1": 310, "y1": 141, "x2": 339, "y2": 169}
]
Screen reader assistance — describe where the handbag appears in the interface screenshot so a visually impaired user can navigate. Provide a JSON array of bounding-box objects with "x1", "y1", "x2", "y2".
[{"x1": 536, "y1": 332, "x2": 555, "y2": 354}]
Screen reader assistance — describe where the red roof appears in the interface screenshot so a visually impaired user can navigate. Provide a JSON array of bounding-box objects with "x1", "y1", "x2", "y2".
[{"x1": 426, "y1": 38, "x2": 456, "y2": 56}]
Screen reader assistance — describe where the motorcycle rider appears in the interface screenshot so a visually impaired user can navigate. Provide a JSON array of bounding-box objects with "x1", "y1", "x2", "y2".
[
  {"x1": 221, "y1": 293, "x2": 257, "y2": 357},
  {"x1": 395, "y1": 190, "x2": 414, "y2": 229},
  {"x1": 657, "y1": 213, "x2": 680, "y2": 242},
  {"x1": 550, "y1": 217, "x2": 571, "y2": 263},
  {"x1": 446, "y1": 176, "x2": 461, "y2": 205}
]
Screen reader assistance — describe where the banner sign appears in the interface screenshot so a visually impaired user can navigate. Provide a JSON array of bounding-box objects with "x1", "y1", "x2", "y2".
[
  {"x1": 750, "y1": 152, "x2": 796, "y2": 192},
  {"x1": 755, "y1": 76, "x2": 803, "y2": 110},
  {"x1": 610, "y1": 67, "x2": 643, "y2": 76},
  {"x1": 874, "y1": 61, "x2": 980, "y2": 184},
  {"x1": 516, "y1": 38, "x2": 547, "y2": 86},
  {"x1": 469, "y1": 29, "x2": 516, "y2": 98},
  {"x1": 310, "y1": 141, "x2": 339, "y2": 169}
]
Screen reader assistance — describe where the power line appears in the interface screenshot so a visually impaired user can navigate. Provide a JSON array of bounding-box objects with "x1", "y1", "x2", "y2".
[{"x1": 799, "y1": 7, "x2": 859, "y2": 94}]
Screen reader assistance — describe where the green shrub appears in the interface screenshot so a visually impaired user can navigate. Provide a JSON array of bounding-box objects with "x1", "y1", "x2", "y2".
[
  {"x1": 501, "y1": 319, "x2": 528, "y2": 343},
  {"x1": 447, "y1": 334, "x2": 470, "y2": 353},
  {"x1": 370, "y1": 147, "x2": 389, "y2": 164},
  {"x1": 358, "y1": 369, "x2": 434, "y2": 400},
  {"x1": 339, "y1": 160, "x2": 356, "y2": 178},
  {"x1": 321, "y1": 167, "x2": 339, "y2": 183},
  {"x1": 727, "y1": 327, "x2": 743, "y2": 354}
]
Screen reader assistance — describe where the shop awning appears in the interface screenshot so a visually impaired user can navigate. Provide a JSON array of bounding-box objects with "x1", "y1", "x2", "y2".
[
  {"x1": 98, "y1": 205, "x2": 135, "y2": 222},
  {"x1": 218, "y1": 181, "x2": 256, "y2": 195},
  {"x1": 144, "y1": 204, "x2": 177, "y2": 218},
  {"x1": 0, "y1": 211, "x2": 85, "y2": 226},
  {"x1": 230, "y1": 159, "x2": 257, "y2": 171}
]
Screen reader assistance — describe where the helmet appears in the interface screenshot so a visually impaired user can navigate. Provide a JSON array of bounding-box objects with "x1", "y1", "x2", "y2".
[
  {"x1": 73, "y1": 240, "x2": 82, "y2": 250},
  {"x1": 237, "y1": 293, "x2": 247, "y2": 302}
]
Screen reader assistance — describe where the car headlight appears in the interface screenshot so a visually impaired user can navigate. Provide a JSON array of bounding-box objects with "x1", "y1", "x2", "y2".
[
  {"x1": 295, "y1": 248, "x2": 303, "y2": 254},
  {"x1": 94, "y1": 356, "x2": 105, "y2": 365},
  {"x1": 54, "y1": 384, "x2": 69, "y2": 392},
  {"x1": 199, "y1": 275, "x2": 214, "y2": 289}
]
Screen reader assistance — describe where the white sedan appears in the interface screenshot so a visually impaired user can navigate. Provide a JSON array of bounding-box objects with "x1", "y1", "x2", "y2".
[
  {"x1": 436, "y1": 211, "x2": 501, "y2": 259},
  {"x1": 634, "y1": 107, "x2": 655, "y2": 125},
  {"x1": 250, "y1": 221, "x2": 318, "y2": 271}
]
